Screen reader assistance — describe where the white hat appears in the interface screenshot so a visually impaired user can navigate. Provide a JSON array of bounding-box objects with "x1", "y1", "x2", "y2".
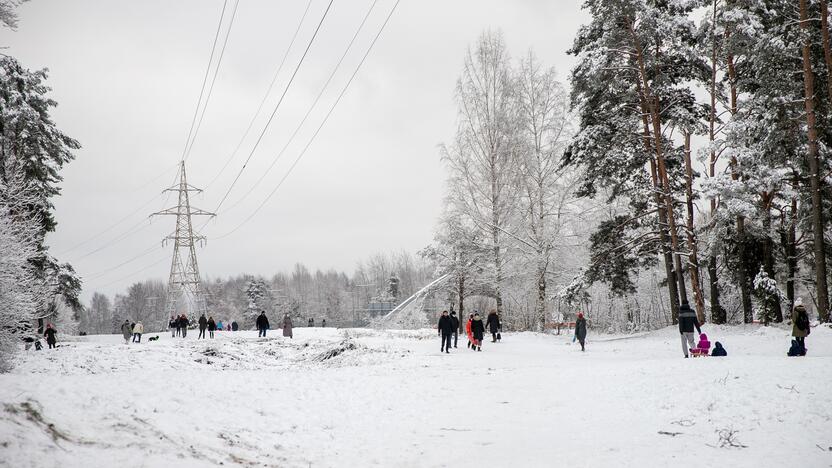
[{"x1": 794, "y1": 297, "x2": 803, "y2": 307}]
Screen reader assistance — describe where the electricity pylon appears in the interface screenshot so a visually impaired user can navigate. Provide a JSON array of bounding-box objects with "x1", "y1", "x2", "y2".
[{"x1": 152, "y1": 161, "x2": 215, "y2": 318}]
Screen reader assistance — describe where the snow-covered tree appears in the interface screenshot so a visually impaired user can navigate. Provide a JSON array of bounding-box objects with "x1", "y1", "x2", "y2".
[{"x1": 441, "y1": 30, "x2": 521, "y2": 320}]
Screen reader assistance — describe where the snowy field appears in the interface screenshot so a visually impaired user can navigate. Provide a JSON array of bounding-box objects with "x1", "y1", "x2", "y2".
[{"x1": 1, "y1": 325, "x2": 830, "y2": 468}]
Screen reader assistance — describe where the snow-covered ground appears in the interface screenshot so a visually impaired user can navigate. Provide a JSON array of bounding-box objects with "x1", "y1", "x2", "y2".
[{"x1": 1, "y1": 324, "x2": 830, "y2": 467}]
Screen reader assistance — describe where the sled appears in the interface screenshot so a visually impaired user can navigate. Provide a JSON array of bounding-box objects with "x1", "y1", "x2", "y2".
[{"x1": 690, "y1": 349, "x2": 709, "y2": 357}]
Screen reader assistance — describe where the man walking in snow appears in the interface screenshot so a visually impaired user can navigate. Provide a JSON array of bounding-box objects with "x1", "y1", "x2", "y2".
[
  {"x1": 450, "y1": 311, "x2": 460, "y2": 348},
  {"x1": 180, "y1": 315, "x2": 189, "y2": 338},
  {"x1": 198, "y1": 314, "x2": 208, "y2": 339},
  {"x1": 256, "y1": 311, "x2": 270, "y2": 337},
  {"x1": 486, "y1": 310, "x2": 501, "y2": 343},
  {"x1": 438, "y1": 310, "x2": 454, "y2": 353},
  {"x1": 678, "y1": 301, "x2": 701, "y2": 358}
]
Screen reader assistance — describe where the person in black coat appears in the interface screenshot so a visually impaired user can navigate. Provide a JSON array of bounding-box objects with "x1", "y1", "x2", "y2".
[
  {"x1": 449, "y1": 311, "x2": 460, "y2": 348},
  {"x1": 43, "y1": 324, "x2": 57, "y2": 349},
  {"x1": 198, "y1": 314, "x2": 208, "y2": 339},
  {"x1": 678, "y1": 301, "x2": 701, "y2": 358},
  {"x1": 207, "y1": 316, "x2": 216, "y2": 338},
  {"x1": 471, "y1": 313, "x2": 485, "y2": 352},
  {"x1": 575, "y1": 312, "x2": 587, "y2": 351},
  {"x1": 711, "y1": 341, "x2": 727, "y2": 357},
  {"x1": 437, "y1": 310, "x2": 455, "y2": 353},
  {"x1": 486, "y1": 311, "x2": 501, "y2": 342},
  {"x1": 180, "y1": 315, "x2": 190, "y2": 338},
  {"x1": 256, "y1": 311, "x2": 270, "y2": 337}
]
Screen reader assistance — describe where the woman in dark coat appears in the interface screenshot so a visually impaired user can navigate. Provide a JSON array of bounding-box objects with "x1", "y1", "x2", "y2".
[
  {"x1": 43, "y1": 324, "x2": 57, "y2": 349},
  {"x1": 207, "y1": 317, "x2": 216, "y2": 339},
  {"x1": 791, "y1": 298, "x2": 810, "y2": 355},
  {"x1": 486, "y1": 311, "x2": 501, "y2": 342},
  {"x1": 575, "y1": 312, "x2": 587, "y2": 352},
  {"x1": 282, "y1": 314, "x2": 293, "y2": 339},
  {"x1": 470, "y1": 313, "x2": 485, "y2": 352}
]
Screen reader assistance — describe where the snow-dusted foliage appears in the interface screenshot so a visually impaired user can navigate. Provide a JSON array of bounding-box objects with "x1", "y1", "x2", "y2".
[{"x1": 0, "y1": 159, "x2": 42, "y2": 371}]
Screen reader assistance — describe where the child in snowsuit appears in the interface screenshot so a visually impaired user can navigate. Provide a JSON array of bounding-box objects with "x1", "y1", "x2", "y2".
[
  {"x1": 692, "y1": 333, "x2": 710, "y2": 356},
  {"x1": 711, "y1": 341, "x2": 727, "y2": 357}
]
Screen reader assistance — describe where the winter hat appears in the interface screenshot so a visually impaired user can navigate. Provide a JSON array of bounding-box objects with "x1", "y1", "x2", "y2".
[
  {"x1": 699, "y1": 333, "x2": 707, "y2": 340},
  {"x1": 577, "y1": 312, "x2": 584, "y2": 319}
]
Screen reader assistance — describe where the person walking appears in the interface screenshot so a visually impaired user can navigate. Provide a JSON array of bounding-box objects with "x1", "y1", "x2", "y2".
[
  {"x1": 486, "y1": 310, "x2": 501, "y2": 343},
  {"x1": 450, "y1": 311, "x2": 460, "y2": 348},
  {"x1": 180, "y1": 315, "x2": 189, "y2": 338},
  {"x1": 283, "y1": 314, "x2": 294, "y2": 339},
  {"x1": 198, "y1": 314, "x2": 208, "y2": 339},
  {"x1": 437, "y1": 310, "x2": 454, "y2": 353},
  {"x1": 471, "y1": 313, "x2": 485, "y2": 352},
  {"x1": 791, "y1": 298, "x2": 811, "y2": 356},
  {"x1": 133, "y1": 322, "x2": 144, "y2": 343},
  {"x1": 121, "y1": 320, "x2": 132, "y2": 344},
  {"x1": 574, "y1": 312, "x2": 587, "y2": 352},
  {"x1": 216, "y1": 320, "x2": 223, "y2": 332},
  {"x1": 43, "y1": 323, "x2": 57, "y2": 349},
  {"x1": 169, "y1": 316, "x2": 177, "y2": 338},
  {"x1": 678, "y1": 301, "x2": 702, "y2": 358},
  {"x1": 256, "y1": 311, "x2": 270, "y2": 337},
  {"x1": 207, "y1": 316, "x2": 216, "y2": 339},
  {"x1": 321, "y1": 319, "x2": 326, "y2": 328},
  {"x1": 466, "y1": 314, "x2": 474, "y2": 349}
]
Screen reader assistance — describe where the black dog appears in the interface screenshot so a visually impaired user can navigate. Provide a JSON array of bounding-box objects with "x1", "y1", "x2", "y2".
[{"x1": 147, "y1": 336, "x2": 160, "y2": 342}]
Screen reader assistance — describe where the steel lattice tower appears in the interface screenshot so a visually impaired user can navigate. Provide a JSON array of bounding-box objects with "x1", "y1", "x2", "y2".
[{"x1": 152, "y1": 161, "x2": 215, "y2": 317}]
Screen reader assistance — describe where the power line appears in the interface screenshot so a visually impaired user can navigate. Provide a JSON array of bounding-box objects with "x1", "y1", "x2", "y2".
[
  {"x1": 221, "y1": 0, "x2": 381, "y2": 213},
  {"x1": 211, "y1": 0, "x2": 401, "y2": 240},
  {"x1": 83, "y1": 243, "x2": 161, "y2": 281},
  {"x1": 54, "y1": 162, "x2": 177, "y2": 256},
  {"x1": 204, "y1": 0, "x2": 314, "y2": 191},
  {"x1": 88, "y1": 254, "x2": 171, "y2": 290},
  {"x1": 210, "y1": 0, "x2": 335, "y2": 215},
  {"x1": 183, "y1": 0, "x2": 241, "y2": 162},
  {"x1": 179, "y1": 0, "x2": 230, "y2": 162}
]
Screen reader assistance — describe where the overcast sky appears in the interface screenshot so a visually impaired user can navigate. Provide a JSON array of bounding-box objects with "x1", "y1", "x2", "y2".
[{"x1": 3, "y1": 0, "x2": 587, "y2": 302}]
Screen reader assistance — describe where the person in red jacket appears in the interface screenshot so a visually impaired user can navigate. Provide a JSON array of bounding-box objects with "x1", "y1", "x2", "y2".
[{"x1": 465, "y1": 314, "x2": 474, "y2": 349}]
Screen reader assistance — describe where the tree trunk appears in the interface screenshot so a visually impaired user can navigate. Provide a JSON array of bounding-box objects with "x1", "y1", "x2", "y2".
[
  {"x1": 683, "y1": 132, "x2": 706, "y2": 323},
  {"x1": 726, "y1": 46, "x2": 753, "y2": 324},
  {"x1": 800, "y1": 0, "x2": 831, "y2": 322},
  {"x1": 820, "y1": 0, "x2": 832, "y2": 101},
  {"x1": 761, "y1": 192, "x2": 783, "y2": 322},
  {"x1": 632, "y1": 54, "x2": 681, "y2": 323},
  {"x1": 784, "y1": 193, "x2": 798, "y2": 312},
  {"x1": 458, "y1": 275, "x2": 465, "y2": 333},
  {"x1": 628, "y1": 21, "x2": 688, "y2": 312},
  {"x1": 536, "y1": 258, "x2": 547, "y2": 332},
  {"x1": 708, "y1": 0, "x2": 724, "y2": 324}
]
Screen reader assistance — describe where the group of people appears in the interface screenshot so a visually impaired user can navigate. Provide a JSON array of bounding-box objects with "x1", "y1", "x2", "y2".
[
  {"x1": 307, "y1": 318, "x2": 326, "y2": 327},
  {"x1": 256, "y1": 311, "x2": 294, "y2": 339},
  {"x1": 438, "y1": 310, "x2": 502, "y2": 353},
  {"x1": 119, "y1": 320, "x2": 144, "y2": 343}
]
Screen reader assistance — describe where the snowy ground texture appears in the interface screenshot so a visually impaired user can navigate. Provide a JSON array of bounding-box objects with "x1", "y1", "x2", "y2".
[{"x1": 1, "y1": 325, "x2": 831, "y2": 468}]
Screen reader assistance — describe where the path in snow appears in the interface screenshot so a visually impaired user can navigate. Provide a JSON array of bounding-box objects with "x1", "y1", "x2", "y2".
[{"x1": 0, "y1": 325, "x2": 830, "y2": 467}]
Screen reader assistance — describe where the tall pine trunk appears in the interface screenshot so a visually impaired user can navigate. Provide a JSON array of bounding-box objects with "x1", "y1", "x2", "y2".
[
  {"x1": 683, "y1": 132, "x2": 707, "y2": 323},
  {"x1": 726, "y1": 46, "x2": 753, "y2": 323},
  {"x1": 629, "y1": 22, "x2": 688, "y2": 316},
  {"x1": 799, "y1": 0, "x2": 831, "y2": 322},
  {"x1": 633, "y1": 57, "x2": 681, "y2": 324},
  {"x1": 761, "y1": 191, "x2": 783, "y2": 322},
  {"x1": 708, "y1": 0, "x2": 725, "y2": 324}
]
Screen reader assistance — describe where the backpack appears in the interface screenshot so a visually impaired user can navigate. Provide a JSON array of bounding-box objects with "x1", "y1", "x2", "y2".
[{"x1": 796, "y1": 310, "x2": 810, "y2": 332}]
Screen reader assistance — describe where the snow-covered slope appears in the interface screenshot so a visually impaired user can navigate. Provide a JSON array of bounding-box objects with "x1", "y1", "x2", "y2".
[{"x1": 1, "y1": 325, "x2": 830, "y2": 467}]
